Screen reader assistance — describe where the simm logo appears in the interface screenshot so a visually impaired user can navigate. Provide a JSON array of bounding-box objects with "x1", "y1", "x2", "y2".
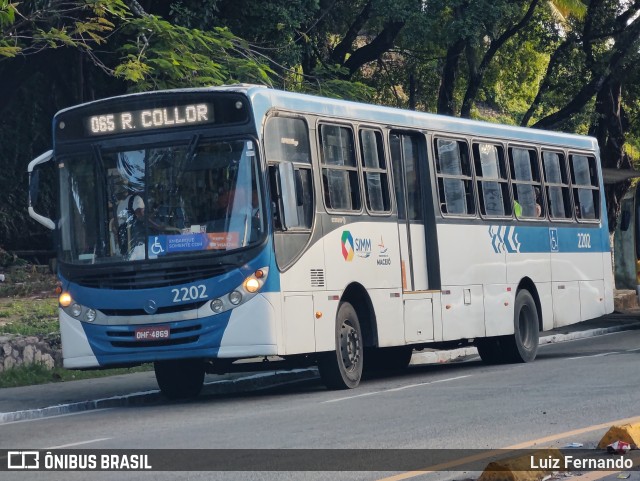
[{"x1": 341, "y1": 231, "x2": 372, "y2": 261}]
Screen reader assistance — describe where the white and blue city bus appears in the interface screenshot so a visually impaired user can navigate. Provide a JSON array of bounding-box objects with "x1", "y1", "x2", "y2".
[{"x1": 28, "y1": 85, "x2": 614, "y2": 398}]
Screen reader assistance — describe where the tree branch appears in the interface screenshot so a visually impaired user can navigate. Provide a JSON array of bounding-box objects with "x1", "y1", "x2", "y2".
[{"x1": 460, "y1": 0, "x2": 540, "y2": 118}]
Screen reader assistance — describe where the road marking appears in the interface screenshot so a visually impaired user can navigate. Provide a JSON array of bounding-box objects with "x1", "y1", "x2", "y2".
[
  {"x1": 47, "y1": 438, "x2": 112, "y2": 449},
  {"x1": 323, "y1": 375, "x2": 471, "y2": 403},
  {"x1": 566, "y1": 351, "x2": 618, "y2": 360},
  {"x1": 1, "y1": 408, "x2": 114, "y2": 426},
  {"x1": 375, "y1": 415, "x2": 640, "y2": 481}
]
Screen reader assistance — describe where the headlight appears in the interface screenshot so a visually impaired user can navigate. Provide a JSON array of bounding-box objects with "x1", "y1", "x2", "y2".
[
  {"x1": 71, "y1": 303, "x2": 82, "y2": 318},
  {"x1": 86, "y1": 309, "x2": 97, "y2": 322},
  {"x1": 61, "y1": 299, "x2": 99, "y2": 323},
  {"x1": 229, "y1": 291, "x2": 243, "y2": 305},
  {"x1": 211, "y1": 299, "x2": 224, "y2": 313},
  {"x1": 244, "y1": 278, "x2": 260, "y2": 293},
  {"x1": 208, "y1": 267, "x2": 269, "y2": 315},
  {"x1": 59, "y1": 292, "x2": 72, "y2": 307}
]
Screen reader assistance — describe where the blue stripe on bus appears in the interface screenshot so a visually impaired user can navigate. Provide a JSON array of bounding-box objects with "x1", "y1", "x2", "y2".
[{"x1": 488, "y1": 225, "x2": 610, "y2": 254}]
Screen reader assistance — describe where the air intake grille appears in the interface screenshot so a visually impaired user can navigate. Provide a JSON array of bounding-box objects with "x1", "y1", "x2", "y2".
[
  {"x1": 69, "y1": 264, "x2": 232, "y2": 290},
  {"x1": 310, "y1": 269, "x2": 325, "y2": 288}
]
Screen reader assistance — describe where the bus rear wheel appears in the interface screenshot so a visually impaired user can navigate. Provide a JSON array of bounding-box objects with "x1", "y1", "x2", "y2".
[
  {"x1": 318, "y1": 302, "x2": 363, "y2": 389},
  {"x1": 476, "y1": 290, "x2": 539, "y2": 364},
  {"x1": 506, "y1": 289, "x2": 539, "y2": 362},
  {"x1": 154, "y1": 359, "x2": 205, "y2": 399}
]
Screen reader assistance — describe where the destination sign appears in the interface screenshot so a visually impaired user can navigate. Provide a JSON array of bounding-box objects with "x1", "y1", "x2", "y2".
[{"x1": 85, "y1": 103, "x2": 214, "y2": 136}]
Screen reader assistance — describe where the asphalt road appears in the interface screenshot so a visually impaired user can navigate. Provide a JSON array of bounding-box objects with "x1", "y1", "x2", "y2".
[{"x1": 2, "y1": 327, "x2": 640, "y2": 481}]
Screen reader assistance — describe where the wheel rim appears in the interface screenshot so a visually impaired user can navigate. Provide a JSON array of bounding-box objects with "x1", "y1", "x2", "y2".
[
  {"x1": 339, "y1": 319, "x2": 361, "y2": 372},
  {"x1": 518, "y1": 304, "x2": 535, "y2": 350}
]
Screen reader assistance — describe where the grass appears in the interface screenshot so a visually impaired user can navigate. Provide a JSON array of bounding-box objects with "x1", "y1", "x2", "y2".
[
  {"x1": 0, "y1": 363, "x2": 153, "y2": 388},
  {"x1": 0, "y1": 297, "x2": 58, "y2": 336}
]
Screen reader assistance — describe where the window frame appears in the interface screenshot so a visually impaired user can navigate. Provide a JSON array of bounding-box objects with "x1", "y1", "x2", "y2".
[
  {"x1": 508, "y1": 144, "x2": 546, "y2": 221},
  {"x1": 318, "y1": 122, "x2": 363, "y2": 215},
  {"x1": 541, "y1": 149, "x2": 573, "y2": 222},
  {"x1": 569, "y1": 152, "x2": 601, "y2": 223},
  {"x1": 472, "y1": 140, "x2": 512, "y2": 219},
  {"x1": 358, "y1": 127, "x2": 392, "y2": 216},
  {"x1": 433, "y1": 136, "x2": 476, "y2": 218},
  {"x1": 263, "y1": 114, "x2": 315, "y2": 232}
]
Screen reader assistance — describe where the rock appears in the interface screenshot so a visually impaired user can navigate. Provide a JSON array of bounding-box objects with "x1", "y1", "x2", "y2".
[
  {"x1": 23, "y1": 344, "x2": 35, "y2": 365},
  {"x1": 41, "y1": 354, "x2": 55, "y2": 369},
  {"x1": 4, "y1": 356, "x2": 15, "y2": 370}
]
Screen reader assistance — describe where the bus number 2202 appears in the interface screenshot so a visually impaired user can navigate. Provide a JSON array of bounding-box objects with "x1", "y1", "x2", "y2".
[
  {"x1": 171, "y1": 285, "x2": 208, "y2": 303},
  {"x1": 577, "y1": 233, "x2": 591, "y2": 249}
]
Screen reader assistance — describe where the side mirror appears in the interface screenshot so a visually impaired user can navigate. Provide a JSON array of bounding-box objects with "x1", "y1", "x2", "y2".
[
  {"x1": 28, "y1": 150, "x2": 55, "y2": 230},
  {"x1": 277, "y1": 162, "x2": 301, "y2": 230}
]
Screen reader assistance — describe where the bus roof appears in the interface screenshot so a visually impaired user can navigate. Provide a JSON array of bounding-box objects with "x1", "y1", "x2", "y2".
[{"x1": 56, "y1": 84, "x2": 599, "y2": 152}]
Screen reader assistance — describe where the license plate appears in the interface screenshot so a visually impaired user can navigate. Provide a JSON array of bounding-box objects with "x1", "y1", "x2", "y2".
[{"x1": 134, "y1": 325, "x2": 170, "y2": 341}]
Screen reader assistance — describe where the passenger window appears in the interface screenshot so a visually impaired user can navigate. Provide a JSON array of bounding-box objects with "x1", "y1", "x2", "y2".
[
  {"x1": 542, "y1": 151, "x2": 572, "y2": 219},
  {"x1": 509, "y1": 147, "x2": 543, "y2": 219},
  {"x1": 264, "y1": 117, "x2": 313, "y2": 231},
  {"x1": 320, "y1": 124, "x2": 361, "y2": 212},
  {"x1": 264, "y1": 117, "x2": 311, "y2": 164},
  {"x1": 359, "y1": 129, "x2": 391, "y2": 213},
  {"x1": 473, "y1": 143, "x2": 511, "y2": 217},
  {"x1": 435, "y1": 138, "x2": 475, "y2": 216},
  {"x1": 570, "y1": 154, "x2": 600, "y2": 220}
]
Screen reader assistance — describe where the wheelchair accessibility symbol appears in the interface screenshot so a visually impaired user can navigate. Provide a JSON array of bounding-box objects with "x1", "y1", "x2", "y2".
[
  {"x1": 150, "y1": 236, "x2": 165, "y2": 256},
  {"x1": 549, "y1": 228, "x2": 559, "y2": 252}
]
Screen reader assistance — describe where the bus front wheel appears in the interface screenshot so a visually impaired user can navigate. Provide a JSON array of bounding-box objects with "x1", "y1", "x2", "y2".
[
  {"x1": 318, "y1": 302, "x2": 363, "y2": 389},
  {"x1": 154, "y1": 359, "x2": 205, "y2": 399}
]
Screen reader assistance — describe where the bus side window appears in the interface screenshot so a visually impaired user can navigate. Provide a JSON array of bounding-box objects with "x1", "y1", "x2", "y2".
[
  {"x1": 359, "y1": 129, "x2": 391, "y2": 213},
  {"x1": 510, "y1": 146, "x2": 543, "y2": 219},
  {"x1": 434, "y1": 138, "x2": 475, "y2": 216},
  {"x1": 570, "y1": 154, "x2": 600, "y2": 220},
  {"x1": 542, "y1": 151, "x2": 572, "y2": 219},
  {"x1": 264, "y1": 116, "x2": 314, "y2": 240},
  {"x1": 473, "y1": 143, "x2": 511, "y2": 217},
  {"x1": 320, "y1": 124, "x2": 361, "y2": 212}
]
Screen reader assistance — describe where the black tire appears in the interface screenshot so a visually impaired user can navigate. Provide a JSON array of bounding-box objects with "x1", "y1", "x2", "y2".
[
  {"x1": 504, "y1": 289, "x2": 539, "y2": 363},
  {"x1": 154, "y1": 359, "x2": 205, "y2": 399},
  {"x1": 365, "y1": 346, "x2": 413, "y2": 372},
  {"x1": 318, "y1": 302, "x2": 364, "y2": 389}
]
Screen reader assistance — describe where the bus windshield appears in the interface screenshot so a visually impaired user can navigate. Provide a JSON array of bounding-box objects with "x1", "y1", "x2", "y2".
[{"x1": 58, "y1": 138, "x2": 264, "y2": 264}]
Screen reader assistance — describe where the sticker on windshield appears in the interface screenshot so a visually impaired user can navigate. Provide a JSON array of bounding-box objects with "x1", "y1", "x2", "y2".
[{"x1": 148, "y1": 232, "x2": 241, "y2": 256}]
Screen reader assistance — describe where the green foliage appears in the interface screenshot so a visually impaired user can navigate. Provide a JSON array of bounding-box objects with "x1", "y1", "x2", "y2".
[
  {"x1": 114, "y1": 16, "x2": 273, "y2": 90},
  {"x1": 0, "y1": 298, "x2": 58, "y2": 336},
  {"x1": 0, "y1": 0, "x2": 129, "y2": 58}
]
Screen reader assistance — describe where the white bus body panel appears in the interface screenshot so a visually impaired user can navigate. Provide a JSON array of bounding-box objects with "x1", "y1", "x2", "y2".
[
  {"x1": 218, "y1": 293, "x2": 279, "y2": 358},
  {"x1": 60, "y1": 309, "x2": 99, "y2": 368}
]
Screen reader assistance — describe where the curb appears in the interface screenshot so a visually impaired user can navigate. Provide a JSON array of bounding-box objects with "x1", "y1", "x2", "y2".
[
  {"x1": 0, "y1": 368, "x2": 318, "y2": 424},
  {"x1": 597, "y1": 422, "x2": 640, "y2": 449}
]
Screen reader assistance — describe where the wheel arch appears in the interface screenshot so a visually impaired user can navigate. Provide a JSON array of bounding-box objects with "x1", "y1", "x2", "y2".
[
  {"x1": 341, "y1": 282, "x2": 378, "y2": 348},
  {"x1": 516, "y1": 277, "x2": 543, "y2": 331}
]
